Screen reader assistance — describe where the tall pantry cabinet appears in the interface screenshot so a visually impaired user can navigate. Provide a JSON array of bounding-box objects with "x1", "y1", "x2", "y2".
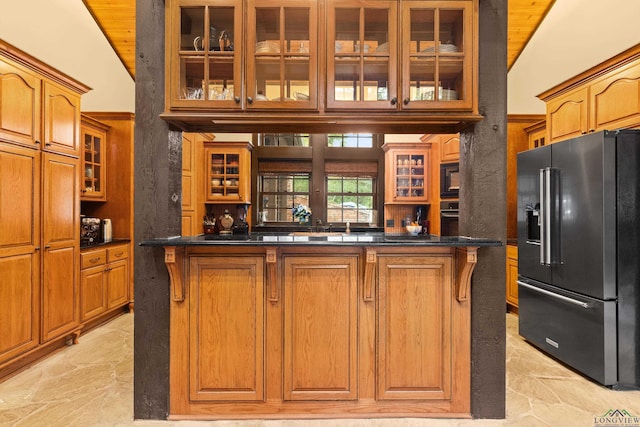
[{"x1": 0, "y1": 40, "x2": 89, "y2": 378}]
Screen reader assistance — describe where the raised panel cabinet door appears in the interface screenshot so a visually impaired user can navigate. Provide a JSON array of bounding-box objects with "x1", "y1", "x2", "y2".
[
  {"x1": 106, "y1": 259, "x2": 129, "y2": 309},
  {"x1": 41, "y1": 153, "x2": 79, "y2": 342},
  {"x1": 188, "y1": 256, "x2": 265, "y2": 402},
  {"x1": 41, "y1": 245, "x2": 78, "y2": 342},
  {"x1": 0, "y1": 143, "x2": 40, "y2": 362},
  {"x1": 283, "y1": 255, "x2": 358, "y2": 401},
  {"x1": 377, "y1": 255, "x2": 452, "y2": 400},
  {"x1": 80, "y1": 265, "x2": 107, "y2": 321},
  {"x1": 0, "y1": 59, "x2": 41, "y2": 147},
  {"x1": 439, "y1": 134, "x2": 460, "y2": 162},
  {"x1": 590, "y1": 61, "x2": 640, "y2": 132},
  {"x1": 43, "y1": 82, "x2": 81, "y2": 157},
  {"x1": 546, "y1": 87, "x2": 588, "y2": 144}
]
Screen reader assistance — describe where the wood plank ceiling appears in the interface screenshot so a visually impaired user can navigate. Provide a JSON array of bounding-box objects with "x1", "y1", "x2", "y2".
[{"x1": 82, "y1": 0, "x2": 554, "y2": 81}]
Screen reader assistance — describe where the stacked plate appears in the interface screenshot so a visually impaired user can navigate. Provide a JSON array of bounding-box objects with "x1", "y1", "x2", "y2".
[
  {"x1": 376, "y1": 42, "x2": 389, "y2": 53},
  {"x1": 295, "y1": 92, "x2": 309, "y2": 101},
  {"x1": 255, "y1": 41, "x2": 280, "y2": 53},
  {"x1": 420, "y1": 43, "x2": 459, "y2": 53},
  {"x1": 441, "y1": 89, "x2": 458, "y2": 100}
]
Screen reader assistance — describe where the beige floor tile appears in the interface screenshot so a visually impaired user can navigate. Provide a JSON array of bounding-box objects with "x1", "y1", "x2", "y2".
[{"x1": 1, "y1": 313, "x2": 639, "y2": 427}]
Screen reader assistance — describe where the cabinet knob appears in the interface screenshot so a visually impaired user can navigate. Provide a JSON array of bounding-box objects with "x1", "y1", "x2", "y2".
[
  {"x1": 390, "y1": 97, "x2": 398, "y2": 106},
  {"x1": 589, "y1": 129, "x2": 595, "y2": 133},
  {"x1": 247, "y1": 97, "x2": 253, "y2": 104},
  {"x1": 35, "y1": 140, "x2": 41, "y2": 145},
  {"x1": 403, "y1": 98, "x2": 410, "y2": 105},
  {"x1": 234, "y1": 96, "x2": 241, "y2": 104}
]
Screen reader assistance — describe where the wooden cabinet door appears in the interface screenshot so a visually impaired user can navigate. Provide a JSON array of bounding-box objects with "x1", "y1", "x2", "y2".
[
  {"x1": 205, "y1": 143, "x2": 252, "y2": 203},
  {"x1": 377, "y1": 254, "x2": 453, "y2": 400},
  {"x1": 546, "y1": 87, "x2": 589, "y2": 144},
  {"x1": 246, "y1": 0, "x2": 318, "y2": 110},
  {"x1": 41, "y1": 153, "x2": 79, "y2": 342},
  {"x1": 283, "y1": 255, "x2": 358, "y2": 400},
  {"x1": 0, "y1": 59, "x2": 41, "y2": 148},
  {"x1": 506, "y1": 245, "x2": 518, "y2": 310},
  {"x1": 590, "y1": 60, "x2": 640, "y2": 132},
  {"x1": 439, "y1": 134, "x2": 460, "y2": 162},
  {"x1": 384, "y1": 144, "x2": 431, "y2": 204},
  {"x1": 326, "y1": 0, "x2": 398, "y2": 110},
  {"x1": 80, "y1": 264, "x2": 107, "y2": 321},
  {"x1": 0, "y1": 142, "x2": 40, "y2": 363},
  {"x1": 188, "y1": 256, "x2": 265, "y2": 401},
  {"x1": 81, "y1": 117, "x2": 109, "y2": 201},
  {"x1": 400, "y1": 1, "x2": 475, "y2": 111},
  {"x1": 107, "y1": 259, "x2": 129, "y2": 309},
  {"x1": 42, "y1": 82, "x2": 81, "y2": 157}
]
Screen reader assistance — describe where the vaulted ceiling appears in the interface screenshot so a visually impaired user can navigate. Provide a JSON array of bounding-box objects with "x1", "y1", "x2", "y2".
[{"x1": 83, "y1": 0, "x2": 554, "y2": 81}]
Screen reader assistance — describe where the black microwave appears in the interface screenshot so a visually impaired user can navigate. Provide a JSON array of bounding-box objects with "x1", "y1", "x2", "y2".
[{"x1": 440, "y1": 163, "x2": 460, "y2": 198}]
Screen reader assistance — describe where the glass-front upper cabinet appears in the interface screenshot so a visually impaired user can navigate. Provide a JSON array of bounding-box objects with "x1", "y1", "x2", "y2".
[
  {"x1": 246, "y1": 1, "x2": 318, "y2": 109},
  {"x1": 326, "y1": 0, "x2": 398, "y2": 110},
  {"x1": 401, "y1": 1, "x2": 474, "y2": 110},
  {"x1": 167, "y1": 0, "x2": 243, "y2": 108}
]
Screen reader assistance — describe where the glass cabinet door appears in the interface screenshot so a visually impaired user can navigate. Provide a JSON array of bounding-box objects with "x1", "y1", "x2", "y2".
[
  {"x1": 401, "y1": 1, "x2": 473, "y2": 110},
  {"x1": 393, "y1": 151, "x2": 428, "y2": 202},
  {"x1": 81, "y1": 127, "x2": 106, "y2": 201},
  {"x1": 246, "y1": 1, "x2": 318, "y2": 109},
  {"x1": 169, "y1": 1, "x2": 243, "y2": 108},
  {"x1": 326, "y1": 0, "x2": 398, "y2": 110}
]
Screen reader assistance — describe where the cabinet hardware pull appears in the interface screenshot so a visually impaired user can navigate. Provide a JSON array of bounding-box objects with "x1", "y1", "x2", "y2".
[
  {"x1": 45, "y1": 142, "x2": 51, "y2": 146},
  {"x1": 247, "y1": 97, "x2": 253, "y2": 104},
  {"x1": 234, "y1": 96, "x2": 241, "y2": 104},
  {"x1": 44, "y1": 245, "x2": 51, "y2": 249},
  {"x1": 90, "y1": 257, "x2": 101, "y2": 263},
  {"x1": 390, "y1": 97, "x2": 398, "y2": 106},
  {"x1": 403, "y1": 98, "x2": 410, "y2": 105},
  {"x1": 35, "y1": 140, "x2": 41, "y2": 145},
  {"x1": 114, "y1": 252, "x2": 124, "y2": 257},
  {"x1": 35, "y1": 246, "x2": 41, "y2": 251}
]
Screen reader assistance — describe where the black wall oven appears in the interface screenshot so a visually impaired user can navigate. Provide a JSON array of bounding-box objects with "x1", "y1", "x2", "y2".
[
  {"x1": 440, "y1": 200, "x2": 459, "y2": 236},
  {"x1": 440, "y1": 163, "x2": 459, "y2": 199}
]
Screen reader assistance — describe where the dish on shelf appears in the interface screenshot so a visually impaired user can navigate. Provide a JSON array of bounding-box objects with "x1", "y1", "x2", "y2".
[
  {"x1": 295, "y1": 92, "x2": 309, "y2": 101},
  {"x1": 335, "y1": 41, "x2": 343, "y2": 52},
  {"x1": 254, "y1": 94, "x2": 269, "y2": 101},
  {"x1": 420, "y1": 43, "x2": 458, "y2": 53},
  {"x1": 272, "y1": 97, "x2": 295, "y2": 102},
  {"x1": 375, "y1": 42, "x2": 389, "y2": 53},
  {"x1": 255, "y1": 41, "x2": 280, "y2": 53}
]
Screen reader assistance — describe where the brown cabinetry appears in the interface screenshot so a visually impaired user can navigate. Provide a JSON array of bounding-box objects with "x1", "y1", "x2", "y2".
[
  {"x1": 0, "y1": 142, "x2": 40, "y2": 365},
  {"x1": 0, "y1": 40, "x2": 88, "y2": 379},
  {"x1": 283, "y1": 255, "x2": 358, "y2": 400},
  {"x1": 204, "y1": 142, "x2": 252, "y2": 203},
  {"x1": 80, "y1": 243, "x2": 130, "y2": 323},
  {"x1": 383, "y1": 142, "x2": 431, "y2": 203},
  {"x1": 163, "y1": 0, "x2": 480, "y2": 133},
  {"x1": 81, "y1": 115, "x2": 109, "y2": 201},
  {"x1": 186, "y1": 255, "x2": 265, "y2": 402},
  {"x1": 506, "y1": 245, "x2": 518, "y2": 312},
  {"x1": 438, "y1": 134, "x2": 460, "y2": 162},
  {"x1": 540, "y1": 45, "x2": 640, "y2": 144},
  {"x1": 168, "y1": 246, "x2": 471, "y2": 417},
  {"x1": 400, "y1": 1, "x2": 475, "y2": 110}
]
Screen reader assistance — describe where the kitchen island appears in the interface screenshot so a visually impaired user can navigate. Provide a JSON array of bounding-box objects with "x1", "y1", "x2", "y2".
[{"x1": 141, "y1": 233, "x2": 500, "y2": 420}]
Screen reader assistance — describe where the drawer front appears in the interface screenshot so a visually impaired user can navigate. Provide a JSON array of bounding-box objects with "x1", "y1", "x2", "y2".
[
  {"x1": 518, "y1": 281, "x2": 617, "y2": 385},
  {"x1": 81, "y1": 249, "x2": 107, "y2": 269},
  {"x1": 107, "y1": 244, "x2": 129, "y2": 262}
]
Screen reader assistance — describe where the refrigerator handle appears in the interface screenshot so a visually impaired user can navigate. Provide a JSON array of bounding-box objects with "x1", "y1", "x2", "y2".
[
  {"x1": 517, "y1": 281, "x2": 592, "y2": 309},
  {"x1": 539, "y1": 169, "x2": 546, "y2": 265},
  {"x1": 544, "y1": 167, "x2": 552, "y2": 265}
]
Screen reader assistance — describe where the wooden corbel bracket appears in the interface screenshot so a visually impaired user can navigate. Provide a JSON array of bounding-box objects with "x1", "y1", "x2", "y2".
[
  {"x1": 456, "y1": 246, "x2": 478, "y2": 302},
  {"x1": 363, "y1": 248, "x2": 376, "y2": 302},
  {"x1": 164, "y1": 246, "x2": 185, "y2": 302},
  {"x1": 266, "y1": 248, "x2": 278, "y2": 303}
]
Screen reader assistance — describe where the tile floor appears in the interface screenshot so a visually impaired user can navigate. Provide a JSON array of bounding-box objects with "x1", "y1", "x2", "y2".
[{"x1": 1, "y1": 313, "x2": 639, "y2": 427}]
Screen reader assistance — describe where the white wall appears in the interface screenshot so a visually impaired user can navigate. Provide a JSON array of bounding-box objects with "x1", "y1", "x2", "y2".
[
  {"x1": 0, "y1": 0, "x2": 135, "y2": 112},
  {"x1": 507, "y1": 0, "x2": 640, "y2": 114}
]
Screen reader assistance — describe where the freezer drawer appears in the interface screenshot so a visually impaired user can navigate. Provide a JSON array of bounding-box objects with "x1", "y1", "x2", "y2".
[{"x1": 518, "y1": 279, "x2": 617, "y2": 386}]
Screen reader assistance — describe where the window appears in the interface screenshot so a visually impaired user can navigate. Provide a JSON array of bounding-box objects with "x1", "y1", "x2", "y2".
[
  {"x1": 327, "y1": 176, "x2": 376, "y2": 224},
  {"x1": 259, "y1": 133, "x2": 310, "y2": 146},
  {"x1": 327, "y1": 133, "x2": 373, "y2": 148},
  {"x1": 258, "y1": 173, "x2": 310, "y2": 223},
  {"x1": 255, "y1": 134, "x2": 383, "y2": 226}
]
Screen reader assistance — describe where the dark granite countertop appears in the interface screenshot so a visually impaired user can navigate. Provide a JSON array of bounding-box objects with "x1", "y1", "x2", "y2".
[
  {"x1": 139, "y1": 232, "x2": 501, "y2": 248},
  {"x1": 80, "y1": 238, "x2": 132, "y2": 251}
]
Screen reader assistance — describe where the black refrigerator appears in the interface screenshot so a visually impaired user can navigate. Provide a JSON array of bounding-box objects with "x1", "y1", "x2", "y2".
[{"x1": 517, "y1": 130, "x2": 640, "y2": 389}]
